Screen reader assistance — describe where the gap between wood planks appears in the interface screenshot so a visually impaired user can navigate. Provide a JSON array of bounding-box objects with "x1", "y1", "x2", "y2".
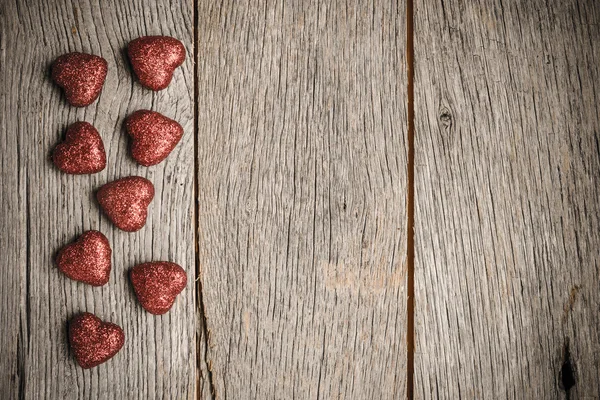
[
  {"x1": 193, "y1": 1, "x2": 216, "y2": 398},
  {"x1": 406, "y1": 0, "x2": 415, "y2": 398}
]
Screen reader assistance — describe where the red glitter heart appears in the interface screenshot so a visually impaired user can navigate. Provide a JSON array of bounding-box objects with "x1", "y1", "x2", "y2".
[
  {"x1": 127, "y1": 36, "x2": 185, "y2": 91},
  {"x1": 125, "y1": 110, "x2": 184, "y2": 166},
  {"x1": 97, "y1": 176, "x2": 154, "y2": 232},
  {"x1": 53, "y1": 122, "x2": 106, "y2": 174},
  {"x1": 52, "y1": 52, "x2": 108, "y2": 107},
  {"x1": 130, "y1": 262, "x2": 187, "y2": 315},
  {"x1": 69, "y1": 312, "x2": 124, "y2": 369},
  {"x1": 56, "y1": 230, "x2": 111, "y2": 286}
]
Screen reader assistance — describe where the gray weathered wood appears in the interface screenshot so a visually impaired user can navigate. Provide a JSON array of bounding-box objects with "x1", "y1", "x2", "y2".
[
  {"x1": 0, "y1": 1, "x2": 26, "y2": 397},
  {"x1": 414, "y1": 0, "x2": 600, "y2": 398},
  {"x1": 196, "y1": 1, "x2": 408, "y2": 398},
  {"x1": 1, "y1": 0, "x2": 199, "y2": 398}
]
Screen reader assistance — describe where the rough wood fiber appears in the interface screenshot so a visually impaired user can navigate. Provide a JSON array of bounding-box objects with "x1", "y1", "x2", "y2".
[
  {"x1": 414, "y1": 1, "x2": 600, "y2": 398},
  {"x1": 196, "y1": 1, "x2": 408, "y2": 398},
  {"x1": 1, "y1": 0, "x2": 200, "y2": 398},
  {"x1": 0, "y1": 2, "x2": 26, "y2": 397}
]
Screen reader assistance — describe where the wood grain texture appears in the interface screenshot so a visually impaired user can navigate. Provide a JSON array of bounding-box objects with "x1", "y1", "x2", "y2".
[
  {"x1": 0, "y1": 1, "x2": 26, "y2": 397},
  {"x1": 196, "y1": 1, "x2": 408, "y2": 398},
  {"x1": 414, "y1": 1, "x2": 600, "y2": 398},
  {"x1": 1, "y1": 0, "x2": 199, "y2": 398}
]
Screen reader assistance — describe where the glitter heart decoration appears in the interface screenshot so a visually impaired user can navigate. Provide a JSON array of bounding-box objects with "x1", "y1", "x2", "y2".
[
  {"x1": 69, "y1": 312, "x2": 125, "y2": 369},
  {"x1": 53, "y1": 121, "x2": 106, "y2": 174},
  {"x1": 52, "y1": 52, "x2": 108, "y2": 107},
  {"x1": 97, "y1": 176, "x2": 155, "y2": 232},
  {"x1": 53, "y1": 36, "x2": 192, "y2": 370},
  {"x1": 126, "y1": 110, "x2": 184, "y2": 166},
  {"x1": 56, "y1": 230, "x2": 112, "y2": 286},
  {"x1": 130, "y1": 262, "x2": 187, "y2": 315},
  {"x1": 127, "y1": 36, "x2": 186, "y2": 91}
]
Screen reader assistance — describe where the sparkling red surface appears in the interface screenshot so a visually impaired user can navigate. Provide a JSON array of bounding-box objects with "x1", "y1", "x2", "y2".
[
  {"x1": 126, "y1": 110, "x2": 184, "y2": 166},
  {"x1": 97, "y1": 176, "x2": 154, "y2": 232},
  {"x1": 127, "y1": 36, "x2": 185, "y2": 91},
  {"x1": 56, "y1": 230, "x2": 112, "y2": 286},
  {"x1": 53, "y1": 121, "x2": 106, "y2": 174},
  {"x1": 69, "y1": 312, "x2": 124, "y2": 369},
  {"x1": 130, "y1": 262, "x2": 187, "y2": 315},
  {"x1": 51, "y1": 52, "x2": 107, "y2": 107}
]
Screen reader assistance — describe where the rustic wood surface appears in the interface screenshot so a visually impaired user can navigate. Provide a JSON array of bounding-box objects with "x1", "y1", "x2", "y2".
[
  {"x1": 1, "y1": 0, "x2": 199, "y2": 398},
  {"x1": 3, "y1": 0, "x2": 600, "y2": 398},
  {"x1": 196, "y1": 1, "x2": 408, "y2": 399},
  {"x1": 0, "y1": 2, "x2": 26, "y2": 397},
  {"x1": 414, "y1": 0, "x2": 600, "y2": 399}
]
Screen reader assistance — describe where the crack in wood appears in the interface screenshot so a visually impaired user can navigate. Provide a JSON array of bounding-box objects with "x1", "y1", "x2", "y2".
[
  {"x1": 194, "y1": 1, "x2": 216, "y2": 398},
  {"x1": 560, "y1": 340, "x2": 576, "y2": 397}
]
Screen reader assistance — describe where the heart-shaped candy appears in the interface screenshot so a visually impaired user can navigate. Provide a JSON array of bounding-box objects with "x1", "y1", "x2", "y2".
[
  {"x1": 130, "y1": 262, "x2": 187, "y2": 315},
  {"x1": 53, "y1": 122, "x2": 106, "y2": 174},
  {"x1": 127, "y1": 36, "x2": 185, "y2": 91},
  {"x1": 56, "y1": 230, "x2": 111, "y2": 286},
  {"x1": 97, "y1": 176, "x2": 154, "y2": 232},
  {"x1": 69, "y1": 312, "x2": 125, "y2": 369},
  {"x1": 52, "y1": 52, "x2": 108, "y2": 107},
  {"x1": 125, "y1": 110, "x2": 184, "y2": 166}
]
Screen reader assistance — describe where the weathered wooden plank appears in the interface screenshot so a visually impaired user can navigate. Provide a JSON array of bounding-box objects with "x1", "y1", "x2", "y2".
[
  {"x1": 0, "y1": 1, "x2": 26, "y2": 397},
  {"x1": 414, "y1": 1, "x2": 600, "y2": 398},
  {"x1": 197, "y1": 0, "x2": 408, "y2": 398},
  {"x1": 2, "y1": 0, "x2": 198, "y2": 398}
]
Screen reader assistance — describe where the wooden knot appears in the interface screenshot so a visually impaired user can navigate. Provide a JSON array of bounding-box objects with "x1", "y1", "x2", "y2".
[
  {"x1": 437, "y1": 106, "x2": 455, "y2": 151},
  {"x1": 439, "y1": 108, "x2": 453, "y2": 128}
]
